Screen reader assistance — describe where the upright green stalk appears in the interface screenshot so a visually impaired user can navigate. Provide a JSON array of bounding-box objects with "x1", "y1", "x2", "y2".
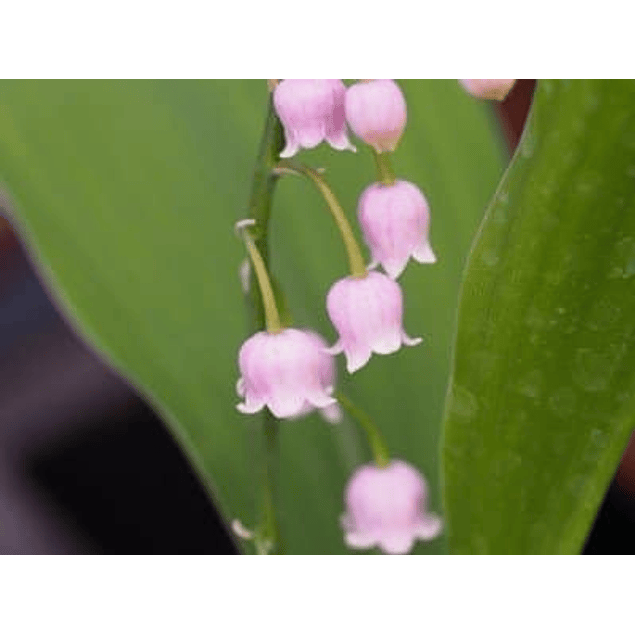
[{"x1": 241, "y1": 94, "x2": 285, "y2": 554}]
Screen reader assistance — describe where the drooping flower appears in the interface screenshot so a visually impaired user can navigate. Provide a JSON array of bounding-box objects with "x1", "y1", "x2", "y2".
[
  {"x1": 345, "y1": 79, "x2": 407, "y2": 153},
  {"x1": 237, "y1": 328, "x2": 337, "y2": 418},
  {"x1": 326, "y1": 270, "x2": 421, "y2": 373},
  {"x1": 358, "y1": 180, "x2": 436, "y2": 279},
  {"x1": 273, "y1": 79, "x2": 355, "y2": 158},
  {"x1": 459, "y1": 79, "x2": 516, "y2": 101},
  {"x1": 341, "y1": 460, "x2": 442, "y2": 554}
]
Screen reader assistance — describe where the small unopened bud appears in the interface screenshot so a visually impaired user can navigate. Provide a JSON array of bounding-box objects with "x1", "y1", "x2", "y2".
[
  {"x1": 345, "y1": 80, "x2": 407, "y2": 153},
  {"x1": 459, "y1": 79, "x2": 516, "y2": 101}
]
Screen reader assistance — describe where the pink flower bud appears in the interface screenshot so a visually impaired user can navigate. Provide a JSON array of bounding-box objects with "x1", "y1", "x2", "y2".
[
  {"x1": 345, "y1": 80, "x2": 407, "y2": 153},
  {"x1": 273, "y1": 79, "x2": 355, "y2": 158},
  {"x1": 459, "y1": 79, "x2": 516, "y2": 101},
  {"x1": 237, "y1": 328, "x2": 337, "y2": 419},
  {"x1": 358, "y1": 180, "x2": 436, "y2": 280},
  {"x1": 326, "y1": 271, "x2": 421, "y2": 373},
  {"x1": 341, "y1": 460, "x2": 442, "y2": 554}
]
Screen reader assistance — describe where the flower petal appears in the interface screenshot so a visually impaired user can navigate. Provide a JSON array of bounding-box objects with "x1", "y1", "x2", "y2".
[
  {"x1": 401, "y1": 330, "x2": 423, "y2": 347},
  {"x1": 344, "y1": 530, "x2": 378, "y2": 550},
  {"x1": 381, "y1": 256, "x2": 409, "y2": 280},
  {"x1": 237, "y1": 398, "x2": 265, "y2": 415},
  {"x1": 345, "y1": 345, "x2": 372, "y2": 373},
  {"x1": 379, "y1": 531, "x2": 416, "y2": 555},
  {"x1": 413, "y1": 241, "x2": 437, "y2": 264},
  {"x1": 319, "y1": 402, "x2": 343, "y2": 424},
  {"x1": 415, "y1": 514, "x2": 443, "y2": 541}
]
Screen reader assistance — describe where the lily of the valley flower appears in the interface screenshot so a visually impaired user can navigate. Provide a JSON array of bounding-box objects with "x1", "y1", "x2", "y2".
[
  {"x1": 326, "y1": 270, "x2": 421, "y2": 373},
  {"x1": 358, "y1": 180, "x2": 436, "y2": 279},
  {"x1": 459, "y1": 79, "x2": 516, "y2": 101},
  {"x1": 274, "y1": 79, "x2": 355, "y2": 158},
  {"x1": 345, "y1": 79, "x2": 407, "y2": 153},
  {"x1": 237, "y1": 328, "x2": 337, "y2": 419},
  {"x1": 341, "y1": 460, "x2": 442, "y2": 554}
]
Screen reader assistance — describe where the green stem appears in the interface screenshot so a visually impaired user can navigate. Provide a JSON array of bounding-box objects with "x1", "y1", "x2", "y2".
[
  {"x1": 256, "y1": 411, "x2": 280, "y2": 554},
  {"x1": 336, "y1": 391, "x2": 390, "y2": 468},
  {"x1": 371, "y1": 148, "x2": 396, "y2": 186},
  {"x1": 241, "y1": 93, "x2": 285, "y2": 554},
  {"x1": 239, "y1": 227, "x2": 282, "y2": 333},
  {"x1": 276, "y1": 159, "x2": 367, "y2": 278}
]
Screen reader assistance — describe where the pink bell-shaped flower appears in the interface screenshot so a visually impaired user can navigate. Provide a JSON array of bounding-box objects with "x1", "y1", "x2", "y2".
[
  {"x1": 326, "y1": 271, "x2": 421, "y2": 373},
  {"x1": 273, "y1": 79, "x2": 355, "y2": 158},
  {"x1": 345, "y1": 79, "x2": 407, "y2": 153},
  {"x1": 341, "y1": 460, "x2": 442, "y2": 554},
  {"x1": 459, "y1": 79, "x2": 516, "y2": 101},
  {"x1": 358, "y1": 180, "x2": 436, "y2": 279},
  {"x1": 237, "y1": 328, "x2": 337, "y2": 419}
]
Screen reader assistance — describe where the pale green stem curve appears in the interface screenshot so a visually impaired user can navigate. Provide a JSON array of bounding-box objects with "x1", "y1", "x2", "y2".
[
  {"x1": 336, "y1": 391, "x2": 390, "y2": 468},
  {"x1": 276, "y1": 159, "x2": 367, "y2": 278},
  {"x1": 239, "y1": 226, "x2": 282, "y2": 334}
]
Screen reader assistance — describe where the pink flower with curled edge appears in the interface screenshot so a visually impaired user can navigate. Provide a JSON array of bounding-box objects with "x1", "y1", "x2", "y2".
[
  {"x1": 237, "y1": 328, "x2": 337, "y2": 419},
  {"x1": 358, "y1": 180, "x2": 436, "y2": 280},
  {"x1": 345, "y1": 79, "x2": 407, "y2": 153},
  {"x1": 341, "y1": 460, "x2": 442, "y2": 554},
  {"x1": 273, "y1": 79, "x2": 356, "y2": 158},
  {"x1": 291, "y1": 331, "x2": 343, "y2": 424},
  {"x1": 459, "y1": 79, "x2": 516, "y2": 101},
  {"x1": 326, "y1": 270, "x2": 421, "y2": 373}
]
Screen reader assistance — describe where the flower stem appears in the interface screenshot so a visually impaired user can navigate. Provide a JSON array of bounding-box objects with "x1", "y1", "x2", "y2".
[
  {"x1": 238, "y1": 225, "x2": 282, "y2": 334},
  {"x1": 241, "y1": 94, "x2": 285, "y2": 554},
  {"x1": 371, "y1": 148, "x2": 396, "y2": 186},
  {"x1": 276, "y1": 159, "x2": 367, "y2": 278},
  {"x1": 335, "y1": 391, "x2": 390, "y2": 468},
  {"x1": 255, "y1": 410, "x2": 281, "y2": 554}
]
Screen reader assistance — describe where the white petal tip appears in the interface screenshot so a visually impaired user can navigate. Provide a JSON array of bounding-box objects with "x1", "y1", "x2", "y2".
[
  {"x1": 279, "y1": 145, "x2": 298, "y2": 159},
  {"x1": 417, "y1": 515, "x2": 444, "y2": 541},
  {"x1": 235, "y1": 218, "x2": 256, "y2": 235},
  {"x1": 383, "y1": 262, "x2": 408, "y2": 279},
  {"x1": 327, "y1": 136, "x2": 356, "y2": 154},
  {"x1": 320, "y1": 403, "x2": 343, "y2": 424},
  {"x1": 413, "y1": 243, "x2": 437, "y2": 264},
  {"x1": 346, "y1": 355, "x2": 371, "y2": 374},
  {"x1": 231, "y1": 519, "x2": 254, "y2": 540},
  {"x1": 237, "y1": 402, "x2": 264, "y2": 415},
  {"x1": 402, "y1": 333, "x2": 423, "y2": 347},
  {"x1": 324, "y1": 341, "x2": 344, "y2": 356}
]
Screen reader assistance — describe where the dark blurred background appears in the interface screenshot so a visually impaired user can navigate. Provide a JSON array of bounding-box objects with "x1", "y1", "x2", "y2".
[{"x1": 0, "y1": 80, "x2": 632, "y2": 554}]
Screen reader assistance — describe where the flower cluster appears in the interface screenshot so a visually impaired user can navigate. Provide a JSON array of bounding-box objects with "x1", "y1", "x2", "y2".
[{"x1": 235, "y1": 80, "x2": 444, "y2": 554}]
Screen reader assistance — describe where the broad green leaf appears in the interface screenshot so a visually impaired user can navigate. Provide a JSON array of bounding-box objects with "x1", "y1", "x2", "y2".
[
  {"x1": 443, "y1": 79, "x2": 635, "y2": 554},
  {"x1": 0, "y1": 80, "x2": 504, "y2": 554}
]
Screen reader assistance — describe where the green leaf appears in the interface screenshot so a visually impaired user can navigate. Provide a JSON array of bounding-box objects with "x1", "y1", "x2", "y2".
[
  {"x1": 0, "y1": 80, "x2": 504, "y2": 553},
  {"x1": 443, "y1": 79, "x2": 635, "y2": 554}
]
